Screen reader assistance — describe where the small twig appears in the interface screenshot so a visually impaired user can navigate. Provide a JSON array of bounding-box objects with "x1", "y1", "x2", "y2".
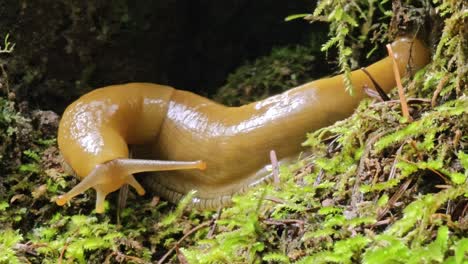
[
  {"x1": 176, "y1": 247, "x2": 189, "y2": 264},
  {"x1": 461, "y1": 202, "x2": 468, "y2": 220},
  {"x1": 293, "y1": 164, "x2": 313, "y2": 180},
  {"x1": 117, "y1": 150, "x2": 136, "y2": 225},
  {"x1": 263, "y1": 219, "x2": 305, "y2": 233},
  {"x1": 57, "y1": 229, "x2": 81, "y2": 264},
  {"x1": 327, "y1": 136, "x2": 342, "y2": 154},
  {"x1": 207, "y1": 208, "x2": 222, "y2": 238},
  {"x1": 14, "y1": 242, "x2": 48, "y2": 256},
  {"x1": 352, "y1": 131, "x2": 387, "y2": 209},
  {"x1": 264, "y1": 219, "x2": 305, "y2": 226},
  {"x1": 398, "y1": 157, "x2": 450, "y2": 184},
  {"x1": 388, "y1": 144, "x2": 405, "y2": 181},
  {"x1": 372, "y1": 218, "x2": 393, "y2": 227},
  {"x1": 264, "y1": 196, "x2": 286, "y2": 204},
  {"x1": 104, "y1": 251, "x2": 147, "y2": 264},
  {"x1": 370, "y1": 159, "x2": 382, "y2": 186},
  {"x1": 434, "y1": 185, "x2": 452, "y2": 189},
  {"x1": 376, "y1": 178, "x2": 412, "y2": 221},
  {"x1": 157, "y1": 221, "x2": 211, "y2": 264},
  {"x1": 430, "y1": 213, "x2": 456, "y2": 228},
  {"x1": 270, "y1": 150, "x2": 280, "y2": 186},
  {"x1": 386, "y1": 44, "x2": 412, "y2": 122},
  {"x1": 361, "y1": 67, "x2": 390, "y2": 101},
  {"x1": 117, "y1": 184, "x2": 129, "y2": 226},
  {"x1": 313, "y1": 169, "x2": 324, "y2": 187},
  {"x1": 58, "y1": 241, "x2": 69, "y2": 264},
  {"x1": 452, "y1": 129, "x2": 461, "y2": 148},
  {"x1": 409, "y1": 139, "x2": 423, "y2": 160},
  {"x1": 371, "y1": 98, "x2": 431, "y2": 107},
  {"x1": 431, "y1": 76, "x2": 449, "y2": 108}
]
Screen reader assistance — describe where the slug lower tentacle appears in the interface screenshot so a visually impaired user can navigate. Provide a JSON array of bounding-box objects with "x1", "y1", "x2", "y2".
[
  {"x1": 57, "y1": 37, "x2": 429, "y2": 212},
  {"x1": 55, "y1": 158, "x2": 205, "y2": 212}
]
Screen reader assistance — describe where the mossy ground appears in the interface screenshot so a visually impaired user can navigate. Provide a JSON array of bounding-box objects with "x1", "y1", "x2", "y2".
[{"x1": 0, "y1": 0, "x2": 467, "y2": 263}]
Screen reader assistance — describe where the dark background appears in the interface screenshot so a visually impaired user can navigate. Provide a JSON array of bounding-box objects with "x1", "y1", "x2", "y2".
[{"x1": 0, "y1": 0, "x2": 318, "y2": 112}]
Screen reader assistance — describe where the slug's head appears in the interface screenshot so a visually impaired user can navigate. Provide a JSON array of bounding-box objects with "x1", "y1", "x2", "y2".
[
  {"x1": 56, "y1": 158, "x2": 206, "y2": 213},
  {"x1": 56, "y1": 159, "x2": 142, "y2": 213}
]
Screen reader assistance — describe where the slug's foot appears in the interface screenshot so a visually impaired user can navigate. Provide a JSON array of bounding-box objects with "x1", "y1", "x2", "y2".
[{"x1": 56, "y1": 158, "x2": 206, "y2": 213}]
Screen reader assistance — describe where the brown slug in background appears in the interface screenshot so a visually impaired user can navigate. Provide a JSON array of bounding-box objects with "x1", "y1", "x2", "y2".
[{"x1": 56, "y1": 37, "x2": 430, "y2": 213}]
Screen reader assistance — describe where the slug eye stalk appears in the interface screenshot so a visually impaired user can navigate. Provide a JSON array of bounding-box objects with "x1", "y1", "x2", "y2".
[{"x1": 55, "y1": 158, "x2": 206, "y2": 213}]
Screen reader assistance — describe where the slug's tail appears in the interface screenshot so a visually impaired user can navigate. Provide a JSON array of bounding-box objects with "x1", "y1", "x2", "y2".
[{"x1": 56, "y1": 158, "x2": 206, "y2": 213}]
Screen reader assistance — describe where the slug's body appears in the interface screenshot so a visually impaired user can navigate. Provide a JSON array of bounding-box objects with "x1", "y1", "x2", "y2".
[{"x1": 57, "y1": 38, "x2": 429, "y2": 212}]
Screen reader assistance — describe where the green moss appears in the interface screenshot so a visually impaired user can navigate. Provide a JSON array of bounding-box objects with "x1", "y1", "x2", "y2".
[
  {"x1": 31, "y1": 215, "x2": 124, "y2": 263},
  {"x1": 296, "y1": 0, "x2": 395, "y2": 94},
  {"x1": 0, "y1": 229, "x2": 23, "y2": 264}
]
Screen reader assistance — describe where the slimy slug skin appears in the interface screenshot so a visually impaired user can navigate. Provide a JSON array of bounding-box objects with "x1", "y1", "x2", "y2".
[{"x1": 57, "y1": 37, "x2": 429, "y2": 212}]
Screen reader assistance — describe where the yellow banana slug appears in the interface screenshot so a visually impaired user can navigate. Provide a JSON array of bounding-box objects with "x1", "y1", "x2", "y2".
[{"x1": 57, "y1": 37, "x2": 429, "y2": 213}]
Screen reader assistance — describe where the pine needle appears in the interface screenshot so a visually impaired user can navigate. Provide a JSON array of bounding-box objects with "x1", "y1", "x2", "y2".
[{"x1": 386, "y1": 44, "x2": 412, "y2": 122}]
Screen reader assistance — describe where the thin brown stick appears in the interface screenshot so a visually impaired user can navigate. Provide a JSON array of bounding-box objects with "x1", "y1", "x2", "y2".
[
  {"x1": 431, "y1": 76, "x2": 449, "y2": 107},
  {"x1": 371, "y1": 98, "x2": 431, "y2": 107},
  {"x1": 58, "y1": 242, "x2": 69, "y2": 264},
  {"x1": 313, "y1": 169, "x2": 324, "y2": 187},
  {"x1": 373, "y1": 218, "x2": 393, "y2": 227},
  {"x1": 117, "y1": 184, "x2": 129, "y2": 226},
  {"x1": 386, "y1": 44, "x2": 412, "y2": 122},
  {"x1": 157, "y1": 221, "x2": 211, "y2": 264},
  {"x1": 207, "y1": 207, "x2": 222, "y2": 238},
  {"x1": 453, "y1": 129, "x2": 462, "y2": 148},
  {"x1": 461, "y1": 203, "x2": 468, "y2": 219},
  {"x1": 376, "y1": 178, "x2": 412, "y2": 221},
  {"x1": 176, "y1": 246, "x2": 189, "y2": 264},
  {"x1": 104, "y1": 251, "x2": 147, "y2": 264},
  {"x1": 264, "y1": 219, "x2": 305, "y2": 233},
  {"x1": 430, "y1": 213, "x2": 456, "y2": 228},
  {"x1": 264, "y1": 219, "x2": 305, "y2": 226},
  {"x1": 409, "y1": 140, "x2": 423, "y2": 160},
  {"x1": 14, "y1": 242, "x2": 48, "y2": 256},
  {"x1": 351, "y1": 131, "x2": 388, "y2": 209},
  {"x1": 264, "y1": 196, "x2": 286, "y2": 204},
  {"x1": 57, "y1": 229, "x2": 82, "y2": 264},
  {"x1": 398, "y1": 157, "x2": 450, "y2": 184},
  {"x1": 270, "y1": 150, "x2": 280, "y2": 185},
  {"x1": 388, "y1": 144, "x2": 405, "y2": 180},
  {"x1": 434, "y1": 185, "x2": 452, "y2": 189}
]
